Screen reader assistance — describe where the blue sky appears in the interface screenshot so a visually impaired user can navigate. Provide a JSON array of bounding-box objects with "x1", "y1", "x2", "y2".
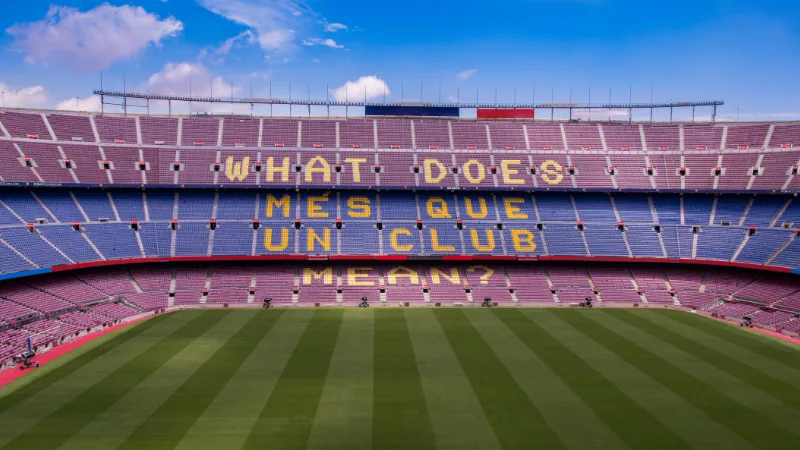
[{"x1": 0, "y1": 0, "x2": 798, "y2": 121}]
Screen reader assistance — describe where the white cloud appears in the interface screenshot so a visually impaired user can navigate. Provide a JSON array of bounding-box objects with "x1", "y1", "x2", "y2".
[
  {"x1": 0, "y1": 81, "x2": 48, "y2": 108},
  {"x1": 332, "y1": 76, "x2": 390, "y2": 102},
  {"x1": 198, "y1": 0, "x2": 302, "y2": 52},
  {"x1": 302, "y1": 37, "x2": 344, "y2": 49},
  {"x1": 56, "y1": 95, "x2": 102, "y2": 112},
  {"x1": 456, "y1": 68, "x2": 478, "y2": 80},
  {"x1": 257, "y1": 29, "x2": 296, "y2": 50},
  {"x1": 324, "y1": 22, "x2": 347, "y2": 32},
  {"x1": 6, "y1": 4, "x2": 183, "y2": 71},
  {"x1": 571, "y1": 109, "x2": 631, "y2": 120},
  {"x1": 216, "y1": 30, "x2": 256, "y2": 56},
  {"x1": 145, "y1": 62, "x2": 230, "y2": 96},
  {"x1": 736, "y1": 112, "x2": 800, "y2": 119},
  {"x1": 201, "y1": 30, "x2": 257, "y2": 64},
  {"x1": 250, "y1": 70, "x2": 272, "y2": 80},
  {"x1": 144, "y1": 62, "x2": 249, "y2": 113}
]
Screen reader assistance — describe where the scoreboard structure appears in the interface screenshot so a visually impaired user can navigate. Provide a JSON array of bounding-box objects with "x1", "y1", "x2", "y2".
[
  {"x1": 365, "y1": 105, "x2": 460, "y2": 117},
  {"x1": 477, "y1": 108, "x2": 535, "y2": 119}
]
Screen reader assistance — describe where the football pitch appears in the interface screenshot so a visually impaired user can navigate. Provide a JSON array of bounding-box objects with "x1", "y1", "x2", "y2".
[{"x1": 1, "y1": 308, "x2": 799, "y2": 450}]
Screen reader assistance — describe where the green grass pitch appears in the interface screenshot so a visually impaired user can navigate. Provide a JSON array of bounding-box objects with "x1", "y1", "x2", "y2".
[{"x1": 1, "y1": 308, "x2": 799, "y2": 450}]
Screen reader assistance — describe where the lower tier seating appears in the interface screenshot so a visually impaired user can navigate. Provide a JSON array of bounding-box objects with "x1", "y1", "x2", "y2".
[{"x1": 2, "y1": 262, "x2": 799, "y2": 367}]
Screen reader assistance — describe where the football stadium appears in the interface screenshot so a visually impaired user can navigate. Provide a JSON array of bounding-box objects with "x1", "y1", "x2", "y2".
[{"x1": 1, "y1": 1, "x2": 800, "y2": 449}]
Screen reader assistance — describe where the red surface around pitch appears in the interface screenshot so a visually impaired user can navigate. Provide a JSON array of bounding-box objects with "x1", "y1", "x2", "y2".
[{"x1": 0, "y1": 315, "x2": 153, "y2": 388}]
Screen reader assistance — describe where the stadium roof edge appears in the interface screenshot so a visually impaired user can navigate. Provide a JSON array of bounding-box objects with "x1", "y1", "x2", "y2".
[
  {"x1": 4, "y1": 106, "x2": 800, "y2": 125},
  {"x1": 92, "y1": 89, "x2": 724, "y2": 110}
]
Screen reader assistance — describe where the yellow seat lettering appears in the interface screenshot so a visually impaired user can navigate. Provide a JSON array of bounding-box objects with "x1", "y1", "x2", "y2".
[
  {"x1": 464, "y1": 197, "x2": 488, "y2": 219},
  {"x1": 225, "y1": 156, "x2": 249, "y2": 182},
  {"x1": 462, "y1": 160, "x2": 485, "y2": 184},
  {"x1": 305, "y1": 156, "x2": 331, "y2": 183},
  {"x1": 303, "y1": 267, "x2": 333, "y2": 285},
  {"x1": 390, "y1": 228, "x2": 414, "y2": 252},
  {"x1": 540, "y1": 160, "x2": 564, "y2": 185},
  {"x1": 423, "y1": 159, "x2": 447, "y2": 183},
  {"x1": 510, "y1": 229, "x2": 537, "y2": 252},
  {"x1": 501, "y1": 160, "x2": 524, "y2": 185},
  {"x1": 503, "y1": 197, "x2": 529, "y2": 219},
  {"x1": 306, "y1": 227, "x2": 331, "y2": 251},
  {"x1": 470, "y1": 229, "x2": 496, "y2": 252},
  {"x1": 387, "y1": 266, "x2": 419, "y2": 285},
  {"x1": 264, "y1": 228, "x2": 289, "y2": 251},
  {"x1": 426, "y1": 197, "x2": 452, "y2": 219}
]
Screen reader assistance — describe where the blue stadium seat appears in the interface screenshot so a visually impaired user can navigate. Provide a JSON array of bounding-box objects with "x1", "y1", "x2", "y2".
[
  {"x1": 379, "y1": 193, "x2": 419, "y2": 220},
  {"x1": 770, "y1": 238, "x2": 800, "y2": 268},
  {"x1": 735, "y1": 229, "x2": 793, "y2": 264},
  {"x1": 534, "y1": 194, "x2": 576, "y2": 222},
  {"x1": 39, "y1": 225, "x2": 99, "y2": 262},
  {"x1": 176, "y1": 191, "x2": 214, "y2": 220},
  {"x1": 74, "y1": 191, "x2": 115, "y2": 221},
  {"x1": 112, "y1": 191, "x2": 146, "y2": 221},
  {"x1": 696, "y1": 227, "x2": 744, "y2": 261},
  {"x1": 36, "y1": 191, "x2": 83, "y2": 222},
  {"x1": 652, "y1": 195, "x2": 681, "y2": 224},
  {"x1": 745, "y1": 197, "x2": 786, "y2": 226},
  {"x1": 683, "y1": 196, "x2": 714, "y2": 225},
  {"x1": 83, "y1": 223, "x2": 141, "y2": 259},
  {"x1": 211, "y1": 222, "x2": 255, "y2": 256},
  {"x1": 145, "y1": 191, "x2": 175, "y2": 221},
  {"x1": 713, "y1": 197, "x2": 750, "y2": 225},
  {"x1": 216, "y1": 191, "x2": 258, "y2": 220},
  {"x1": 573, "y1": 194, "x2": 618, "y2": 223},
  {"x1": 340, "y1": 222, "x2": 380, "y2": 254},
  {"x1": 138, "y1": 222, "x2": 171, "y2": 257},
  {"x1": 0, "y1": 243, "x2": 36, "y2": 274},
  {"x1": 0, "y1": 227, "x2": 70, "y2": 267},
  {"x1": 776, "y1": 200, "x2": 800, "y2": 227},
  {"x1": 584, "y1": 226, "x2": 629, "y2": 256},
  {"x1": 175, "y1": 222, "x2": 210, "y2": 256},
  {"x1": 542, "y1": 224, "x2": 586, "y2": 256},
  {"x1": 613, "y1": 195, "x2": 654, "y2": 223},
  {"x1": 0, "y1": 202, "x2": 23, "y2": 225},
  {"x1": 625, "y1": 226, "x2": 665, "y2": 257}
]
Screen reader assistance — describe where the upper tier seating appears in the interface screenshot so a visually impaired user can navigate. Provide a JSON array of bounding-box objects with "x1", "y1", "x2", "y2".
[{"x1": 1, "y1": 111, "x2": 799, "y2": 193}]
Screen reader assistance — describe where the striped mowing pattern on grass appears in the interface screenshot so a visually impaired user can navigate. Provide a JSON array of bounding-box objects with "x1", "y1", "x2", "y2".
[
  {"x1": 58, "y1": 310, "x2": 248, "y2": 450},
  {"x1": 0, "y1": 308, "x2": 799, "y2": 450}
]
